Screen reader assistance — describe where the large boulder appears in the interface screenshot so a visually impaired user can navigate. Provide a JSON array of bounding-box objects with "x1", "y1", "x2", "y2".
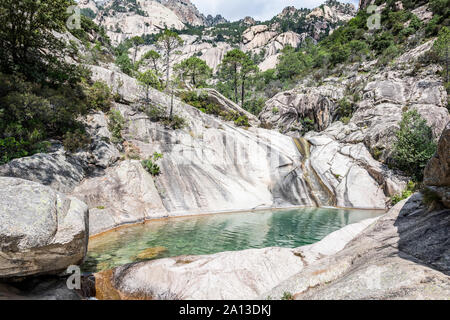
[
  {"x1": 71, "y1": 160, "x2": 168, "y2": 236},
  {"x1": 0, "y1": 147, "x2": 86, "y2": 193},
  {"x1": 0, "y1": 177, "x2": 89, "y2": 278},
  {"x1": 424, "y1": 122, "x2": 450, "y2": 188},
  {"x1": 304, "y1": 122, "x2": 408, "y2": 208},
  {"x1": 424, "y1": 122, "x2": 450, "y2": 207},
  {"x1": 259, "y1": 84, "x2": 345, "y2": 134},
  {"x1": 0, "y1": 111, "x2": 119, "y2": 193}
]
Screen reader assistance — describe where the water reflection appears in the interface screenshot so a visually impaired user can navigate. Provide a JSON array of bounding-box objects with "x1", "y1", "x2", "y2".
[{"x1": 82, "y1": 207, "x2": 383, "y2": 273}]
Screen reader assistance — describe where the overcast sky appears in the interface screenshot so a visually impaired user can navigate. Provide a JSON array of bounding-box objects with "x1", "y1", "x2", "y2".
[{"x1": 191, "y1": 0, "x2": 359, "y2": 22}]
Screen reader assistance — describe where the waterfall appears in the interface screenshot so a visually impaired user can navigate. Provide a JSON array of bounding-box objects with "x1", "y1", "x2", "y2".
[{"x1": 292, "y1": 137, "x2": 336, "y2": 207}]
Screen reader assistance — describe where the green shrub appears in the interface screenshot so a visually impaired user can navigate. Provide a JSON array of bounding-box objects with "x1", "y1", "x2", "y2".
[
  {"x1": 181, "y1": 90, "x2": 249, "y2": 126},
  {"x1": 337, "y1": 98, "x2": 354, "y2": 121},
  {"x1": 300, "y1": 117, "x2": 315, "y2": 134},
  {"x1": 86, "y1": 81, "x2": 113, "y2": 112},
  {"x1": 272, "y1": 107, "x2": 279, "y2": 114},
  {"x1": 162, "y1": 115, "x2": 187, "y2": 130},
  {"x1": 144, "y1": 104, "x2": 166, "y2": 121},
  {"x1": 0, "y1": 72, "x2": 96, "y2": 160},
  {"x1": 0, "y1": 137, "x2": 29, "y2": 165},
  {"x1": 234, "y1": 115, "x2": 250, "y2": 127},
  {"x1": 116, "y1": 53, "x2": 134, "y2": 76},
  {"x1": 108, "y1": 110, "x2": 125, "y2": 144},
  {"x1": 63, "y1": 129, "x2": 91, "y2": 153},
  {"x1": 142, "y1": 104, "x2": 187, "y2": 130},
  {"x1": 392, "y1": 110, "x2": 437, "y2": 181},
  {"x1": 391, "y1": 181, "x2": 416, "y2": 205},
  {"x1": 142, "y1": 152, "x2": 163, "y2": 176},
  {"x1": 243, "y1": 97, "x2": 266, "y2": 116},
  {"x1": 341, "y1": 116, "x2": 351, "y2": 124},
  {"x1": 372, "y1": 147, "x2": 383, "y2": 161},
  {"x1": 281, "y1": 292, "x2": 293, "y2": 300}
]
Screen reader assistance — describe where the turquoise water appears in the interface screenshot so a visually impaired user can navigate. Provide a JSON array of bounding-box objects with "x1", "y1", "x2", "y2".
[{"x1": 82, "y1": 207, "x2": 383, "y2": 273}]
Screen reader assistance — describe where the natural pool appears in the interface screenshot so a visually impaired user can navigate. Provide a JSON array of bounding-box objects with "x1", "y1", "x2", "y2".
[{"x1": 82, "y1": 207, "x2": 383, "y2": 273}]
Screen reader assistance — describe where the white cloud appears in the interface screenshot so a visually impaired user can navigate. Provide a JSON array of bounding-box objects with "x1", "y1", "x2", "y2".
[{"x1": 192, "y1": 0, "x2": 359, "y2": 22}]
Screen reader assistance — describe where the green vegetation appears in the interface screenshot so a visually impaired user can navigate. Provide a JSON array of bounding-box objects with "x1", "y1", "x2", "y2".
[
  {"x1": 116, "y1": 52, "x2": 134, "y2": 76},
  {"x1": 336, "y1": 98, "x2": 355, "y2": 124},
  {"x1": 108, "y1": 110, "x2": 125, "y2": 144},
  {"x1": 86, "y1": 81, "x2": 114, "y2": 112},
  {"x1": 299, "y1": 117, "x2": 315, "y2": 135},
  {"x1": 392, "y1": 110, "x2": 437, "y2": 181},
  {"x1": 281, "y1": 292, "x2": 293, "y2": 300},
  {"x1": 180, "y1": 91, "x2": 250, "y2": 127},
  {"x1": 391, "y1": 180, "x2": 416, "y2": 205},
  {"x1": 63, "y1": 129, "x2": 91, "y2": 153},
  {"x1": 142, "y1": 152, "x2": 163, "y2": 176},
  {"x1": 217, "y1": 49, "x2": 258, "y2": 106},
  {"x1": 141, "y1": 50, "x2": 161, "y2": 74},
  {"x1": 174, "y1": 57, "x2": 212, "y2": 88},
  {"x1": 430, "y1": 26, "x2": 449, "y2": 106},
  {"x1": 142, "y1": 104, "x2": 187, "y2": 130},
  {"x1": 163, "y1": 114, "x2": 188, "y2": 130},
  {"x1": 0, "y1": 0, "x2": 118, "y2": 164},
  {"x1": 137, "y1": 70, "x2": 161, "y2": 101}
]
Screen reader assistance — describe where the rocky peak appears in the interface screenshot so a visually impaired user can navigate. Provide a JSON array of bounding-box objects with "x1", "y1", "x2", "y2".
[
  {"x1": 277, "y1": 6, "x2": 299, "y2": 19},
  {"x1": 205, "y1": 14, "x2": 228, "y2": 26},
  {"x1": 242, "y1": 16, "x2": 256, "y2": 26},
  {"x1": 307, "y1": 0, "x2": 356, "y2": 23},
  {"x1": 158, "y1": 0, "x2": 205, "y2": 26}
]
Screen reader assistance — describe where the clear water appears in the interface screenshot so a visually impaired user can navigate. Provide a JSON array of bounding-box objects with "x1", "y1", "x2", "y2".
[{"x1": 82, "y1": 207, "x2": 383, "y2": 273}]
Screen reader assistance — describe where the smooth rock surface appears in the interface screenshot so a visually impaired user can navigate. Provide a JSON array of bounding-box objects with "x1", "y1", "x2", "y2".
[
  {"x1": 71, "y1": 160, "x2": 168, "y2": 236},
  {"x1": 264, "y1": 195, "x2": 450, "y2": 300},
  {"x1": 83, "y1": 66, "x2": 404, "y2": 234},
  {"x1": 0, "y1": 178, "x2": 89, "y2": 278}
]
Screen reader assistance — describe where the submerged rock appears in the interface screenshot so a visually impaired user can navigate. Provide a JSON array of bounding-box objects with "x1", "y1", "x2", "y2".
[
  {"x1": 89, "y1": 217, "x2": 378, "y2": 300},
  {"x1": 0, "y1": 177, "x2": 89, "y2": 278},
  {"x1": 134, "y1": 247, "x2": 168, "y2": 261}
]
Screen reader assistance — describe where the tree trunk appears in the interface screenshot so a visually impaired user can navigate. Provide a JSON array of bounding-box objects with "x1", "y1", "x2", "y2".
[
  {"x1": 241, "y1": 77, "x2": 245, "y2": 107},
  {"x1": 166, "y1": 53, "x2": 170, "y2": 89},
  {"x1": 234, "y1": 64, "x2": 238, "y2": 104},
  {"x1": 170, "y1": 87, "x2": 174, "y2": 120}
]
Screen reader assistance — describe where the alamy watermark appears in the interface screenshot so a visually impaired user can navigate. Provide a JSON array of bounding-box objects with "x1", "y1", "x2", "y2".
[
  {"x1": 66, "y1": 265, "x2": 81, "y2": 290},
  {"x1": 367, "y1": 5, "x2": 382, "y2": 30},
  {"x1": 66, "y1": 5, "x2": 81, "y2": 30}
]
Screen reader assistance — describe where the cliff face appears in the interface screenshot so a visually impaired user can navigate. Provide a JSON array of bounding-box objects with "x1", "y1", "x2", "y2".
[
  {"x1": 239, "y1": 0, "x2": 356, "y2": 71},
  {"x1": 424, "y1": 122, "x2": 450, "y2": 207},
  {"x1": 159, "y1": 0, "x2": 206, "y2": 26},
  {"x1": 81, "y1": 0, "x2": 354, "y2": 70},
  {"x1": 264, "y1": 121, "x2": 450, "y2": 300},
  {"x1": 259, "y1": 37, "x2": 449, "y2": 167},
  {"x1": 82, "y1": 0, "x2": 228, "y2": 45}
]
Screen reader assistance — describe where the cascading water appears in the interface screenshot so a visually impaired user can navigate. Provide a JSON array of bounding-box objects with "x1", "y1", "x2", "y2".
[{"x1": 292, "y1": 137, "x2": 336, "y2": 207}]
